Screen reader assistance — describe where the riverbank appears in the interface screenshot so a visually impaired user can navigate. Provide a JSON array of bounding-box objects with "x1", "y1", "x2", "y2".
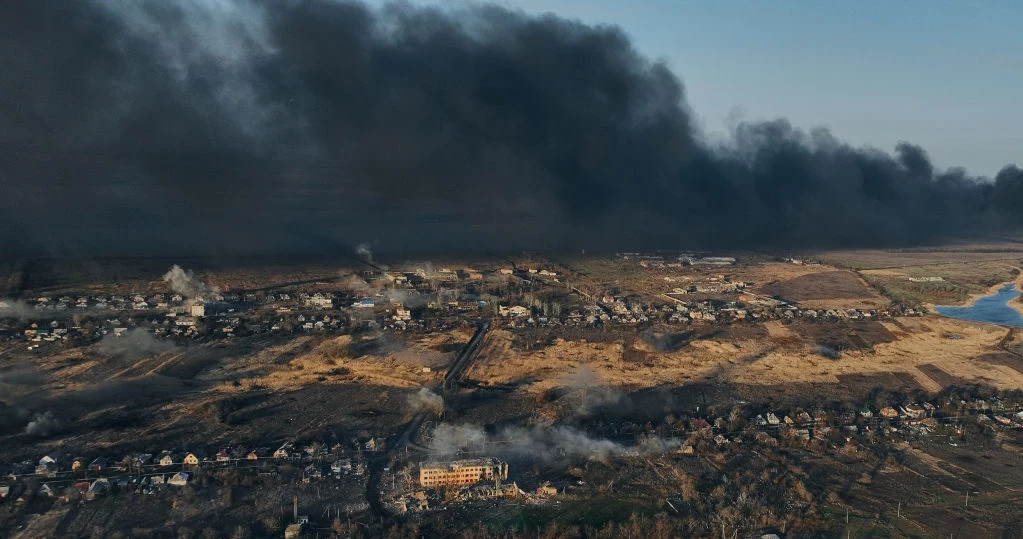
[
  {"x1": 931, "y1": 282, "x2": 1023, "y2": 329},
  {"x1": 928, "y1": 274, "x2": 1023, "y2": 317}
]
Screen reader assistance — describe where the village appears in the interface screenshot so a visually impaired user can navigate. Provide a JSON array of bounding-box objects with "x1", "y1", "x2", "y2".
[
  {"x1": 3, "y1": 252, "x2": 1023, "y2": 537},
  {"x1": 2, "y1": 381, "x2": 1022, "y2": 537},
  {"x1": 0, "y1": 253, "x2": 922, "y2": 355}
]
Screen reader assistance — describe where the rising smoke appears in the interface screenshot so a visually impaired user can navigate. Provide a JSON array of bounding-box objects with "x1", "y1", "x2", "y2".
[
  {"x1": 162, "y1": 265, "x2": 218, "y2": 299},
  {"x1": 560, "y1": 366, "x2": 624, "y2": 415},
  {"x1": 339, "y1": 270, "x2": 428, "y2": 307},
  {"x1": 355, "y1": 243, "x2": 374, "y2": 264},
  {"x1": 407, "y1": 388, "x2": 444, "y2": 416},
  {"x1": 0, "y1": 366, "x2": 40, "y2": 433},
  {"x1": 815, "y1": 345, "x2": 841, "y2": 360},
  {"x1": 0, "y1": 300, "x2": 45, "y2": 320},
  {"x1": 428, "y1": 422, "x2": 680, "y2": 463},
  {"x1": 25, "y1": 411, "x2": 63, "y2": 437},
  {"x1": 1, "y1": 1, "x2": 1021, "y2": 257},
  {"x1": 98, "y1": 329, "x2": 179, "y2": 360}
]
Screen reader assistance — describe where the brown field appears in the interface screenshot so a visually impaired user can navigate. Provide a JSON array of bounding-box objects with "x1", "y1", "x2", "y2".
[
  {"x1": 817, "y1": 240, "x2": 1023, "y2": 270},
  {"x1": 0, "y1": 327, "x2": 477, "y2": 464},
  {"x1": 469, "y1": 313, "x2": 1023, "y2": 408},
  {"x1": 860, "y1": 261, "x2": 1022, "y2": 307},
  {"x1": 757, "y1": 269, "x2": 887, "y2": 309}
]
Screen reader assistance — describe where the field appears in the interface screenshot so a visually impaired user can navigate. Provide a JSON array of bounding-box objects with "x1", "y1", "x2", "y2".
[
  {"x1": 819, "y1": 243, "x2": 1023, "y2": 307},
  {"x1": 6, "y1": 247, "x2": 1023, "y2": 538},
  {"x1": 757, "y1": 267, "x2": 887, "y2": 309},
  {"x1": 0, "y1": 327, "x2": 476, "y2": 466},
  {"x1": 468, "y1": 314, "x2": 1023, "y2": 412}
]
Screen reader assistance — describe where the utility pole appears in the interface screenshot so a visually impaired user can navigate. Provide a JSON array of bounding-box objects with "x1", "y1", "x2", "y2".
[
  {"x1": 897, "y1": 501, "x2": 901, "y2": 518},
  {"x1": 965, "y1": 491, "x2": 969, "y2": 508},
  {"x1": 846, "y1": 507, "x2": 849, "y2": 524}
]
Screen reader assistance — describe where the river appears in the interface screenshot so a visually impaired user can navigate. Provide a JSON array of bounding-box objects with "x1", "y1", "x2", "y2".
[{"x1": 934, "y1": 283, "x2": 1023, "y2": 327}]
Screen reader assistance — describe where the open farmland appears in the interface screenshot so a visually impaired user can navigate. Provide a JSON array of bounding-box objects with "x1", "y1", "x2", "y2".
[
  {"x1": 757, "y1": 268, "x2": 887, "y2": 309},
  {"x1": 860, "y1": 262, "x2": 1022, "y2": 307}
]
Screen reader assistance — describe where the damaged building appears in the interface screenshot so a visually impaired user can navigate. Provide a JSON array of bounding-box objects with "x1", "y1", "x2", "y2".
[{"x1": 418, "y1": 458, "x2": 508, "y2": 488}]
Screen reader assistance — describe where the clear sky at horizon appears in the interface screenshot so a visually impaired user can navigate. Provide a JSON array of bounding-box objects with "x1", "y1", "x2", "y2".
[{"x1": 374, "y1": 0, "x2": 1021, "y2": 177}]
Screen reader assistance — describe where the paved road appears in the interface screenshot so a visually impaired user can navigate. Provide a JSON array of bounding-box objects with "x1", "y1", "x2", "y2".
[{"x1": 365, "y1": 321, "x2": 490, "y2": 519}]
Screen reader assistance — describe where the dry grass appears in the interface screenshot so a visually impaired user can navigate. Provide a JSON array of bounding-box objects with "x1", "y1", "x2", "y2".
[
  {"x1": 756, "y1": 268, "x2": 887, "y2": 309},
  {"x1": 817, "y1": 241, "x2": 1023, "y2": 270},
  {"x1": 725, "y1": 316, "x2": 1023, "y2": 390},
  {"x1": 472, "y1": 314, "x2": 1023, "y2": 402},
  {"x1": 861, "y1": 261, "x2": 1022, "y2": 306}
]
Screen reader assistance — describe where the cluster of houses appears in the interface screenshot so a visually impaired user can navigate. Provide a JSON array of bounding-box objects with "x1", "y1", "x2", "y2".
[
  {"x1": 0, "y1": 440, "x2": 386, "y2": 505},
  {"x1": 378, "y1": 395, "x2": 1023, "y2": 517},
  {"x1": 617, "y1": 253, "x2": 737, "y2": 267},
  {"x1": 494, "y1": 292, "x2": 908, "y2": 329},
  {"x1": 1, "y1": 293, "x2": 211, "y2": 315},
  {"x1": 680, "y1": 396, "x2": 1023, "y2": 450},
  {"x1": 0, "y1": 255, "x2": 935, "y2": 351}
]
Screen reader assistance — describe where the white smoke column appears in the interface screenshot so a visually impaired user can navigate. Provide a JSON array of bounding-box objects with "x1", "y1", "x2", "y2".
[
  {"x1": 25, "y1": 411, "x2": 63, "y2": 436},
  {"x1": 408, "y1": 388, "x2": 444, "y2": 416},
  {"x1": 355, "y1": 243, "x2": 374, "y2": 264},
  {"x1": 162, "y1": 265, "x2": 219, "y2": 299}
]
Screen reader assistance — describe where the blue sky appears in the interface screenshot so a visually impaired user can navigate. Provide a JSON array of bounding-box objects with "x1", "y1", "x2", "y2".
[{"x1": 371, "y1": 0, "x2": 1021, "y2": 177}]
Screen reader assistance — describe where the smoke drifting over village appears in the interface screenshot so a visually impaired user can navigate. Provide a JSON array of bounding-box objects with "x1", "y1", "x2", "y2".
[
  {"x1": 98, "y1": 329, "x2": 179, "y2": 360},
  {"x1": 428, "y1": 422, "x2": 680, "y2": 463},
  {"x1": 2, "y1": 0, "x2": 1021, "y2": 257}
]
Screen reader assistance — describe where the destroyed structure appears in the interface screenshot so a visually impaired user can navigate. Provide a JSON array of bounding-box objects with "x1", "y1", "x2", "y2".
[{"x1": 418, "y1": 458, "x2": 508, "y2": 488}]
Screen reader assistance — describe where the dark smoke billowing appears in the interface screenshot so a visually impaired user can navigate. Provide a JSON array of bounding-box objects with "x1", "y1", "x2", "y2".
[{"x1": 1, "y1": 0, "x2": 1020, "y2": 257}]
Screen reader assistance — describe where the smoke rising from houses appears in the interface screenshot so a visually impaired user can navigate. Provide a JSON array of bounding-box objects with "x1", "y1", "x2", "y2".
[
  {"x1": 0, "y1": 300, "x2": 42, "y2": 321},
  {"x1": 2, "y1": 0, "x2": 1021, "y2": 257},
  {"x1": 355, "y1": 243, "x2": 375, "y2": 264},
  {"x1": 24, "y1": 411, "x2": 63, "y2": 437},
  {"x1": 162, "y1": 265, "x2": 218, "y2": 299},
  {"x1": 428, "y1": 422, "x2": 680, "y2": 462},
  {"x1": 98, "y1": 329, "x2": 179, "y2": 360}
]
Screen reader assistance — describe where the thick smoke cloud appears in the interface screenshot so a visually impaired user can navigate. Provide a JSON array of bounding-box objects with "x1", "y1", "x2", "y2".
[
  {"x1": 427, "y1": 422, "x2": 679, "y2": 463},
  {"x1": 1, "y1": 0, "x2": 1020, "y2": 257}
]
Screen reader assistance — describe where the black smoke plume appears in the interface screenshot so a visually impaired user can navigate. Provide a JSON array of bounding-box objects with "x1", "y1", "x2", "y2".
[{"x1": 1, "y1": 0, "x2": 1020, "y2": 257}]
